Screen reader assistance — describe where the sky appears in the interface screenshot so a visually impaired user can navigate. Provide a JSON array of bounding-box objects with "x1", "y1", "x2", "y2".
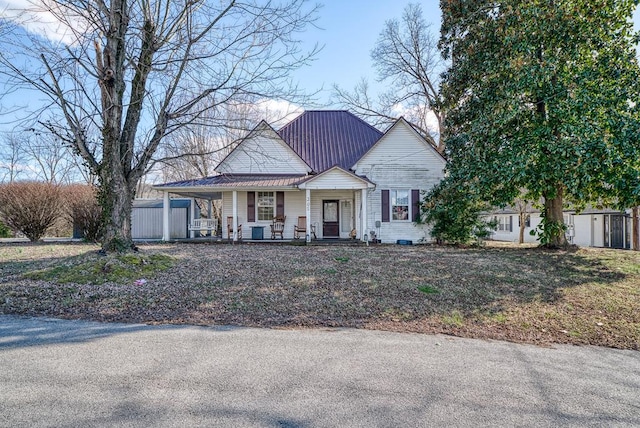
[
  {"x1": 292, "y1": 0, "x2": 640, "y2": 107},
  {"x1": 290, "y1": 0, "x2": 442, "y2": 106},
  {"x1": 1, "y1": 0, "x2": 639, "y2": 124}
]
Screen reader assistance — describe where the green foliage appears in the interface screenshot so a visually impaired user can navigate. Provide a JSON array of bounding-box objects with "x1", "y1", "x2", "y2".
[
  {"x1": 417, "y1": 285, "x2": 440, "y2": 294},
  {"x1": 25, "y1": 253, "x2": 174, "y2": 285},
  {"x1": 439, "y1": 0, "x2": 640, "y2": 244},
  {"x1": 530, "y1": 207, "x2": 568, "y2": 247},
  {"x1": 0, "y1": 219, "x2": 11, "y2": 238},
  {"x1": 422, "y1": 179, "x2": 496, "y2": 245}
]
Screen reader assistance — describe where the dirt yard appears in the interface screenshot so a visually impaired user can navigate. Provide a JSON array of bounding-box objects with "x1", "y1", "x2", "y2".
[{"x1": 1, "y1": 241, "x2": 638, "y2": 349}]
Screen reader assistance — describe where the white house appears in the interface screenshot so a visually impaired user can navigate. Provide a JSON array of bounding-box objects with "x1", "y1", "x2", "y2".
[
  {"x1": 153, "y1": 110, "x2": 446, "y2": 243},
  {"x1": 489, "y1": 207, "x2": 634, "y2": 249}
]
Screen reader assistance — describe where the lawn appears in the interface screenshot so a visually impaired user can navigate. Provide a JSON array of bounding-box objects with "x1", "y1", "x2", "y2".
[{"x1": 1, "y1": 241, "x2": 638, "y2": 350}]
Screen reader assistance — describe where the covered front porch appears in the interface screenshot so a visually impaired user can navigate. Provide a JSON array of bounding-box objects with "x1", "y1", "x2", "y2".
[{"x1": 154, "y1": 169, "x2": 375, "y2": 243}]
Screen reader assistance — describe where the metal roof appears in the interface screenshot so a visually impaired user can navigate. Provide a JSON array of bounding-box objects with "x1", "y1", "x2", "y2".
[
  {"x1": 155, "y1": 174, "x2": 307, "y2": 189},
  {"x1": 133, "y1": 199, "x2": 192, "y2": 209},
  {"x1": 277, "y1": 110, "x2": 383, "y2": 172}
]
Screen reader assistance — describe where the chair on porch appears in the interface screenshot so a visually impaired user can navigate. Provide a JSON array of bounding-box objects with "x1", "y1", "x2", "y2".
[
  {"x1": 294, "y1": 216, "x2": 316, "y2": 240},
  {"x1": 270, "y1": 215, "x2": 286, "y2": 239},
  {"x1": 226, "y1": 216, "x2": 242, "y2": 240}
]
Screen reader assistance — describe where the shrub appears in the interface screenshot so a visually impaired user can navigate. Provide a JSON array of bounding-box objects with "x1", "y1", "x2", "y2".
[
  {"x1": 422, "y1": 179, "x2": 495, "y2": 245},
  {"x1": 62, "y1": 184, "x2": 103, "y2": 242},
  {"x1": 0, "y1": 219, "x2": 12, "y2": 238},
  {"x1": 0, "y1": 181, "x2": 62, "y2": 241}
]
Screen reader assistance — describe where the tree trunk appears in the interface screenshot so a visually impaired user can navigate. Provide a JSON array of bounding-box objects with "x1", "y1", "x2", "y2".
[
  {"x1": 99, "y1": 162, "x2": 136, "y2": 252},
  {"x1": 519, "y1": 212, "x2": 526, "y2": 244},
  {"x1": 633, "y1": 206, "x2": 639, "y2": 251},
  {"x1": 543, "y1": 185, "x2": 568, "y2": 248}
]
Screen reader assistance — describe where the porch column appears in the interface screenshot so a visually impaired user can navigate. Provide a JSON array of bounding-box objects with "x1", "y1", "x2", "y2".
[
  {"x1": 306, "y1": 189, "x2": 311, "y2": 242},
  {"x1": 232, "y1": 190, "x2": 238, "y2": 242},
  {"x1": 208, "y1": 199, "x2": 213, "y2": 237},
  {"x1": 361, "y1": 188, "x2": 368, "y2": 241},
  {"x1": 162, "y1": 191, "x2": 171, "y2": 241},
  {"x1": 189, "y1": 198, "x2": 196, "y2": 239}
]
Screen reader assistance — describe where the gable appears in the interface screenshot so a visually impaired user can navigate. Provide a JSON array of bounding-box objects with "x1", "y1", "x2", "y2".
[
  {"x1": 298, "y1": 167, "x2": 374, "y2": 190},
  {"x1": 217, "y1": 122, "x2": 310, "y2": 174},
  {"x1": 352, "y1": 119, "x2": 446, "y2": 178}
]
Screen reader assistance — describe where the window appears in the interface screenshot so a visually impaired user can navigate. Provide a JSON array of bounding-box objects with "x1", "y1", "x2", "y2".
[
  {"x1": 391, "y1": 190, "x2": 409, "y2": 221},
  {"x1": 518, "y1": 214, "x2": 531, "y2": 228},
  {"x1": 494, "y1": 216, "x2": 512, "y2": 232},
  {"x1": 257, "y1": 192, "x2": 274, "y2": 221}
]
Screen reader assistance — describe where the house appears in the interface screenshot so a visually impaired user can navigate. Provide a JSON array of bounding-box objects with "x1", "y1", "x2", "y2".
[
  {"x1": 488, "y1": 207, "x2": 634, "y2": 249},
  {"x1": 153, "y1": 110, "x2": 446, "y2": 243}
]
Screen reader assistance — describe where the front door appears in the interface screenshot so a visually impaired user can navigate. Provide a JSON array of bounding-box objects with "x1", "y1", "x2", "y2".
[{"x1": 323, "y1": 200, "x2": 339, "y2": 238}]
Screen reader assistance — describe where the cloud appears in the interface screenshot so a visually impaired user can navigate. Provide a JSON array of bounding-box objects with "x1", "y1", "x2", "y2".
[
  {"x1": 0, "y1": 0, "x2": 79, "y2": 45},
  {"x1": 254, "y1": 99, "x2": 303, "y2": 128}
]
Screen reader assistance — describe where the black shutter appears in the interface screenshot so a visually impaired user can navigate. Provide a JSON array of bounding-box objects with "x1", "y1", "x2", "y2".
[
  {"x1": 247, "y1": 192, "x2": 255, "y2": 222},
  {"x1": 382, "y1": 190, "x2": 390, "y2": 223},
  {"x1": 276, "y1": 192, "x2": 285, "y2": 218},
  {"x1": 509, "y1": 216, "x2": 513, "y2": 232},
  {"x1": 411, "y1": 189, "x2": 420, "y2": 222}
]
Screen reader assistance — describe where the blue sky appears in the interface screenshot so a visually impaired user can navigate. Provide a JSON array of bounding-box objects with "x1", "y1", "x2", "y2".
[
  {"x1": 296, "y1": 0, "x2": 640, "y2": 107},
  {"x1": 1, "y1": 1, "x2": 639, "y2": 123},
  {"x1": 293, "y1": 0, "x2": 442, "y2": 106}
]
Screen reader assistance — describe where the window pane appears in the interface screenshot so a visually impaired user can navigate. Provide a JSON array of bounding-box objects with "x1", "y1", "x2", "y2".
[
  {"x1": 391, "y1": 190, "x2": 409, "y2": 221},
  {"x1": 257, "y1": 192, "x2": 274, "y2": 220}
]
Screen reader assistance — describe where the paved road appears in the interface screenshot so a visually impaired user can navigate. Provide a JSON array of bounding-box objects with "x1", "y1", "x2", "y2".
[{"x1": 0, "y1": 316, "x2": 638, "y2": 427}]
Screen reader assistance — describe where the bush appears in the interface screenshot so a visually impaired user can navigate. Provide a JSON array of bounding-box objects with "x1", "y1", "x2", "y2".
[
  {"x1": 422, "y1": 179, "x2": 495, "y2": 245},
  {"x1": 62, "y1": 184, "x2": 103, "y2": 242},
  {"x1": 0, "y1": 219, "x2": 12, "y2": 238},
  {"x1": 0, "y1": 181, "x2": 62, "y2": 241}
]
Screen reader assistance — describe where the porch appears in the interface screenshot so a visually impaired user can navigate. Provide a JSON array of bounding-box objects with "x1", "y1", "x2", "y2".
[{"x1": 155, "y1": 170, "x2": 375, "y2": 244}]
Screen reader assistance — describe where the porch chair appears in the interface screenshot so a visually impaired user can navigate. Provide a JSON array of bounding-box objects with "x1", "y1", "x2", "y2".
[
  {"x1": 270, "y1": 215, "x2": 286, "y2": 239},
  {"x1": 226, "y1": 216, "x2": 242, "y2": 240},
  {"x1": 294, "y1": 216, "x2": 316, "y2": 240}
]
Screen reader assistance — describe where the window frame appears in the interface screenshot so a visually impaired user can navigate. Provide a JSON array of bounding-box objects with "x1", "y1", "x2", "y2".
[
  {"x1": 256, "y1": 191, "x2": 275, "y2": 221},
  {"x1": 390, "y1": 189, "x2": 410, "y2": 222}
]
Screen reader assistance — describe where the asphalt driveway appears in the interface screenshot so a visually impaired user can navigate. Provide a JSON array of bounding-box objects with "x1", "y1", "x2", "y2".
[{"x1": 0, "y1": 315, "x2": 638, "y2": 427}]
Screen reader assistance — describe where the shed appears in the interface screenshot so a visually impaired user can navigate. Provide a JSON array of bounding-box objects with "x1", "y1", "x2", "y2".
[{"x1": 132, "y1": 199, "x2": 191, "y2": 239}]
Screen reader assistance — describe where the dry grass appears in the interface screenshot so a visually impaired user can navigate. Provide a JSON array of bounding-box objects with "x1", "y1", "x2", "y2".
[{"x1": 1, "y1": 241, "x2": 638, "y2": 349}]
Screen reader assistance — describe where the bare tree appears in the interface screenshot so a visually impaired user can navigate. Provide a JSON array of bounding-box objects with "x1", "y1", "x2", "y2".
[
  {"x1": 334, "y1": 3, "x2": 444, "y2": 151},
  {"x1": 22, "y1": 132, "x2": 79, "y2": 183},
  {"x1": 0, "y1": 0, "x2": 319, "y2": 252},
  {"x1": 0, "y1": 133, "x2": 26, "y2": 183}
]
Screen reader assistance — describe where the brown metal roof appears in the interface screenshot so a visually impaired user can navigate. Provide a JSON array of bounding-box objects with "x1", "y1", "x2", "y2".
[
  {"x1": 156, "y1": 174, "x2": 307, "y2": 189},
  {"x1": 277, "y1": 110, "x2": 383, "y2": 172}
]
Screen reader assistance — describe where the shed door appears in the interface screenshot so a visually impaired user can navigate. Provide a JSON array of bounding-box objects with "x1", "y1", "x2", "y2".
[
  {"x1": 322, "y1": 200, "x2": 339, "y2": 238},
  {"x1": 610, "y1": 215, "x2": 624, "y2": 249}
]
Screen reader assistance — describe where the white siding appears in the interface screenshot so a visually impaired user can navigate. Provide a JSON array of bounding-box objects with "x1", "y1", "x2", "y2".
[
  {"x1": 301, "y1": 168, "x2": 369, "y2": 190},
  {"x1": 217, "y1": 130, "x2": 308, "y2": 175},
  {"x1": 222, "y1": 190, "x2": 307, "y2": 239},
  {"x1": 572, "y1": 214, "x2": 593, "y2": 247},
  {"x1": 487, "y1": 214, "x2": 540, "y2": 243},
  {"x1": 354, "y1": 121, "x2": 445, "y2": 243},
  {"x1": 309, "y1": 190, "x2": 355, "y2": 239},
  {"x1": 591, "y1": 215, "x2": 605, "y2": 247},
  {"x1": 353, "y1": 121, "x2": 446, "y2": 180}
]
